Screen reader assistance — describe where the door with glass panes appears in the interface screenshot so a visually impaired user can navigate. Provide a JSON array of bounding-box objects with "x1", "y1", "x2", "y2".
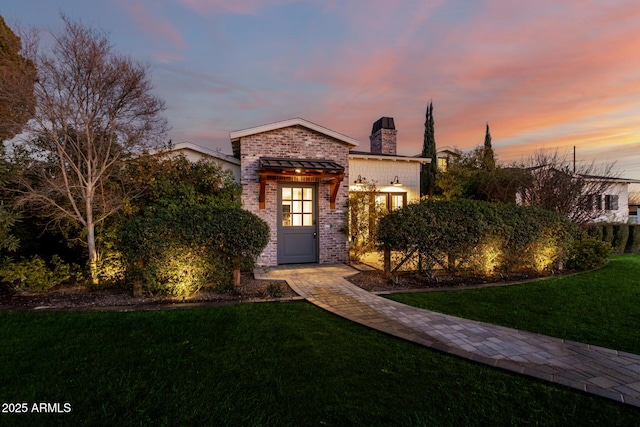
[{"x1": 277, "y1": 183, "x2": 318, "y2": 264}]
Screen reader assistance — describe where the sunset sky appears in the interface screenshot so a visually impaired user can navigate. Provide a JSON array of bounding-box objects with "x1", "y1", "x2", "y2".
[{"x1": 4, "y1": 0, "x2": 640, "y2": 181}]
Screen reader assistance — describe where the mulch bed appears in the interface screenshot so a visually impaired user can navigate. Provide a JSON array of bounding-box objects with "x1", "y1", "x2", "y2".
[
  {"x1": 0, "y1": 267, "x2": 563, "y2": 311},
  {"x1": 346, "y1": 268, "x2": 560, "y2": 293},
  {"x1": 0, "y1": 272, "x2": 298, "y2": 311}
]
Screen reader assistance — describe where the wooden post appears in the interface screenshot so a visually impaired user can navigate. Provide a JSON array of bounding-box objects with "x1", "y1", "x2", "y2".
[
  {"x1": 233, "y1": 256, "x2": 241, "y2": 287},
  {"x1": 132, "y1": 258, "x2": 143, "y2": 297},
  {"x1": 383, "y1": 245, "x2": 391, "y2": 279}
]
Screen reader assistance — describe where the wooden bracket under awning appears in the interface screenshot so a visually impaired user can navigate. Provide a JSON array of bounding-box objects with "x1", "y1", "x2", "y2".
[{"x1": 256, "y1": 157, "x2": 346, "y2": 210}]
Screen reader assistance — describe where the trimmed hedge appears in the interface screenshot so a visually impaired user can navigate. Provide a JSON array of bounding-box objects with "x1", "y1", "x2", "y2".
[
  {"x1": 378, "y1": 199, "x2": 575, "y2": 275},
  {"x1": 602, "y1": 224, "x2": 614, "y2": 245},
  {"x1": 585, "y1": 223, "x2": 640, "y2": 254},
  {"x1": 586, "y1": 224, "x2": 604, "y2": 241},
  {"x1": 612, "y1": 225, "x2": 629, "y2": 254},
  {"x1": 118, "y1": 207, "x2": 269, "y2": 296},
  {"x1": 626, "y1": 225, "x2": 640, "y2": 254}
]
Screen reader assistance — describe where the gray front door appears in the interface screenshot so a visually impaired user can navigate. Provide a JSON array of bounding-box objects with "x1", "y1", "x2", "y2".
[{"x1": 278, "y1": 183, "x2": 318, "y2": 264}]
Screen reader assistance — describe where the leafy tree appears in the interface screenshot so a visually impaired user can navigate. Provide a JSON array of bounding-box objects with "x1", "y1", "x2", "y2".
[
  {"x1": 348, "y1": 178, "x2": 386, "y2": 260},
  {"x1": 438, "y1": 146, "x2": 529, "y2": 203},
  {"x1": 128, "y1": 153, "x2": 241, "y2": 214},
  {"x1": 11, "y1": 16, "x2": 167, "y2": 282},
  {"x1": 0, "y1": 144, "x2": 20, "y2": 252},
  {"x1": 0, "y1": 15, "x2": 36, "y2": 141},
  {"x1": 420, "y1": 102, "x2": 438, "y2": 197}
]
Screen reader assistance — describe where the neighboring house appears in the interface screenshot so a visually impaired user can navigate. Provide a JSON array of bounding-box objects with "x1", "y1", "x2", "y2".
[
  {"x1": 167, "y1": 141, "x2": 241, "y2": 181},
  {"x1": 629, "y1": 203, "x2": 639, "y2": 224},
  {"x1": 434, "y1": 146, "x2": 459, "y2": 173},
  {"x1": 580, "y1": 175, "x2": 640, "y2": 223},
  {"x1": 519, "y1": 166, "x2": 640, "y2": 224}
]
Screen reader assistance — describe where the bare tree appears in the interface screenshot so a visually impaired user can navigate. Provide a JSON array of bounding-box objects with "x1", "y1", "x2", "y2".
[
  {"x1": 12, "y1": 16, "x2": 167, "y2": 282},
  {"x1": 519, "y1": 149, "x2": 619, "y2": 224}
]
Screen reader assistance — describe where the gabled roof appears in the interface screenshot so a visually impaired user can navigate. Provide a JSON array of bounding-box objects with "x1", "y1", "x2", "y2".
[
  {"x1": 579, "y1": 174, "x2": 640, "y2": 184},
  {"x1": 170, "y1": 141, "x2": 240, "y2": 165},
  {"x1": 229, "y1": 118, "x2": 359, "y2": 158},
  {"x1": 526, "y1": 166, "x2": 640, "y2": 184},
  {"x1": 437, "y1": 146, "x2": 459, "y2": 156}
]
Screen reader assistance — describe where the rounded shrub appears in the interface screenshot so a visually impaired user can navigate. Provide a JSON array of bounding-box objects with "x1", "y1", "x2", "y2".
[
  {"x1": 565, "y1": 234, "x2": 612, "y2": 270},
  {"x1": 118, "y1": 207, "x2": 269, "y2": 296},
  {"x1": 0, "y1": 255, "x2": 81, "y2": 291}
]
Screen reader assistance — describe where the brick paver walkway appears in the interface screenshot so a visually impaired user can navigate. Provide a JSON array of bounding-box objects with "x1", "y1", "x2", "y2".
[{"x1": 255, "y1": 264, "x2": 640, "y2": 408}]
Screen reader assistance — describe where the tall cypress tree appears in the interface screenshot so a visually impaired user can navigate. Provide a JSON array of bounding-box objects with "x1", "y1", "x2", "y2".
[
  {"x1": 482, "y1": 123, "x2": 495, "y2": 171},
  {"x1": 420, "y1": 102, "x2": 438, "y2": 197}
]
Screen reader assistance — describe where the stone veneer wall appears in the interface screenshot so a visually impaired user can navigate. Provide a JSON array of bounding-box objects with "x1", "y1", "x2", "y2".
[
  {"x1": 369, "y1": 128, "x2": 397, "y2": 155},
  {"x1": 240, "y1": 125, "x2": 350, "y2": 266}
]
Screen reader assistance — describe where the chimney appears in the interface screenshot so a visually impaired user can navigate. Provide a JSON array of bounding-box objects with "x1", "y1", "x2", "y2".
[{"x1": 369, "y1": 117, "x2": 397, "y2": 155}]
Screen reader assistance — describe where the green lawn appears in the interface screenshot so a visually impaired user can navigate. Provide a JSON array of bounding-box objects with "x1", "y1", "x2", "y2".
[
  {"x1": 0, "y1": 258, "x2": 639, "y2": 425},
  {"x1": 388, "y1": 254, "x2": 640, "y2": 355}
]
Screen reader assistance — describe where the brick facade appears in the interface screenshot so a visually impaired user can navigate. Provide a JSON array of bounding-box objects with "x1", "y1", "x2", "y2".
[{"x1": 238, "y1": 125, "x2": 350, "y2": 266}]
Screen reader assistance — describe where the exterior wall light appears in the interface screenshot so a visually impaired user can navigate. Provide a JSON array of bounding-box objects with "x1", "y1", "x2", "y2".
[
  {"x1": 391, "y1": 176, "x2": 402, "y2": 186},
  {"x1": 354, "y1": 175, "x2": 364, "y2": 185}
]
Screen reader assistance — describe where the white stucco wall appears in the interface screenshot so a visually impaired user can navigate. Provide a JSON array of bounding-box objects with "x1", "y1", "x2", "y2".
[{"x1": 591, "y1": 182, "x2": 630, "y2": 223}]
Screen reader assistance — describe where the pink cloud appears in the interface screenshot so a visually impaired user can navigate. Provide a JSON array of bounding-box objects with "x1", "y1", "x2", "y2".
[
  {"x1": 398, "y1": 1, "x2": 640, "y2": 153},
  {"x1": 178, "y1": 0, "x2": 297, "y2": 15},
  {"x1": 119, "y1": 0, "x2": 186, "y2": 57},
  {"x1": 160, "y1": 0, "x2": 640, "y2": 175}
]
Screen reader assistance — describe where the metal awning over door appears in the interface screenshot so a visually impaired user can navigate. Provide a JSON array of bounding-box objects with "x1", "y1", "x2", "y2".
[{"x1": 256, "y1": 157, "x2": 345, "y2": 209}]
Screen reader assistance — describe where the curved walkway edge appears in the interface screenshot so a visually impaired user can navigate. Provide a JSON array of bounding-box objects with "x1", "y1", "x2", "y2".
[{"x1": 255, "y1": 264, "x2": 640, "y2": 408}]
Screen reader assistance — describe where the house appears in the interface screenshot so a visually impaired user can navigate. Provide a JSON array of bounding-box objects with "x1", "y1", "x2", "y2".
[
  {"x1": 179, "y1": 115, "x2": 640, "y2": 267},
  {"x1": 518, "y1": 165, "x2": 640, "y2": 224},
  {"x1": 229, "y1": 118, "x2": 356, "y2": 266},
  {"x1": 225, "y1": 117, "x2": 428, "y2": 267}
]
